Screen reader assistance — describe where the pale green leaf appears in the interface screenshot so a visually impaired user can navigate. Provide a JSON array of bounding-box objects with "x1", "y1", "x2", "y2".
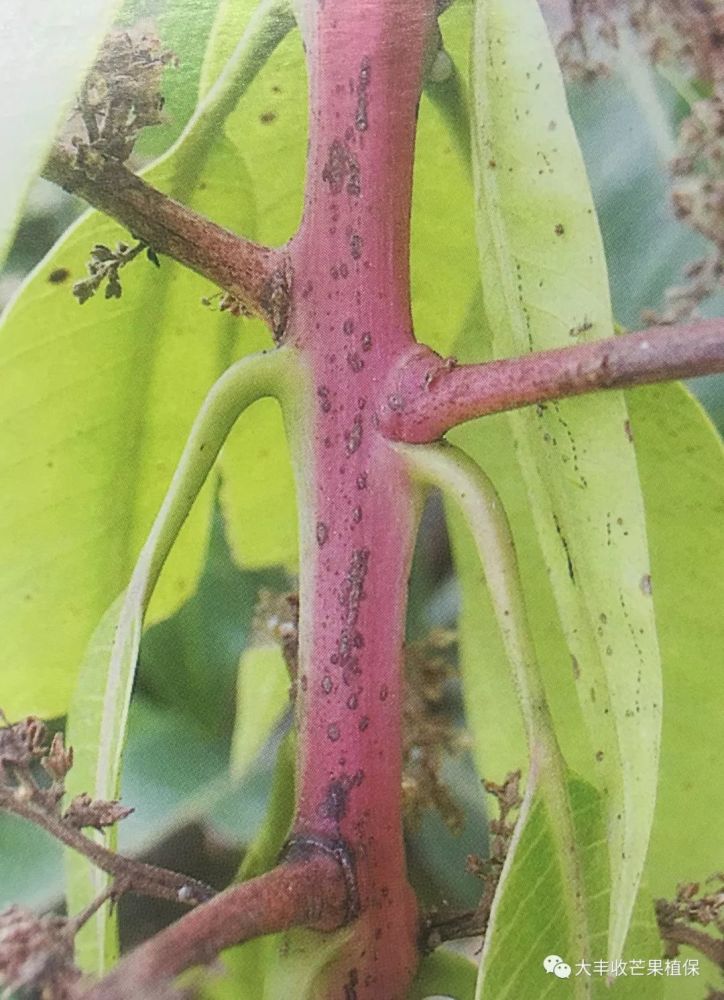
[
  {"x1": 231, "y1": 643, "x2": 290, "y2": 776},
  {"x1": 0, "y1": 0, "x2": 291, "y2": 719},
  {"x1": 220, "y1": 24, "x2": 307, "y2": 248},
  {"x1": 477, "y1": 771, "x2": 663, "y2": 1000},
  {"x1": 197, "y1": 10, "x2": 306, "y2": 567},
  {"x1": 412, "y1": 2, "x2": 476, "y2": 356},
  {"x1": 64, "y1": 348, "x2": 291, "y2": 973},
  {"x1": 408, "y1": 949, "x2": 476, "y2": 1000},
  {"x1": 400, "y1": 441, "x2": 598, "y2": 999},
  {"x1": 629, "y1": 384, "x2": 724, "y2": 997},
  {"x1": 447, "y1": 403, "x2": 592, "y2": 788},
  {"x1": 220, "y1": 397, "x2": 298, "y2": 569},
  {"x1": 448, "y1": 382, "x2": 724, "y2": 998},
  {"x1": 0, "y1": 0, "x2": 119, "y2": 262},
  {"x1": 471, "y1": 0, "x2": 661, "y2": 960},
  {"x1": 198, "y1": 0, "x2": 294, "y2": 101},
  {"x1": 200, "y1": 733, "x2": 295, "y2": 999}
]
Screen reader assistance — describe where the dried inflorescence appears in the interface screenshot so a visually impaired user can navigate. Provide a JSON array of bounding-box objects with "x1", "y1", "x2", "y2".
[
  {"x1": 0, "y1": 713, "x2": 132, "y2": 832},
  {"x1": 68, "y1": 27, "x2": 177, "y2": 168},
  {"x1": 422, "y1": 769, "x2": 523, "y2": 949},
  {"x1": 553, "y1": 0, "x2": 724, "y2": 321},
  {"x1": 402, "y1": 629, "x2": 465, "y2": 832},
  {"x1": 54, "y1": 26, "x2": 173, "y2": 307},
  {"x1": 0, "y1": 906, "x2": 83, "y2": 999},
  {"x1": 555, "y1": 0, "x2": 619, "y2": 81},
  {"x1": 252, "y1": 589, "x2": 300, "y2": 680},
  {"x1": 652, "y1": 89, "x2": 724, "y2": 322},
  {"x1": 466, "y1": 770, "x2": 523, "y2": 929},
  {"x1": 200, "y1": 290, "x2": 253, "y2": 318},
  {"x1": 1, "y1": 713, "x2": 69, "y2": 815},
  {"x1": 73, "y1": 239, "x2": 159, "y2": 305},
  {"x1": 656, "y1": 874, "x2": 724, "y2": 970}
]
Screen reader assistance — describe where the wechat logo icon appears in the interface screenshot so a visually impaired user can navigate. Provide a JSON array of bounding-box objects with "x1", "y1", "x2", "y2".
[{"x1": 543, "y1": 955, "x2": 572, "y2": 979}]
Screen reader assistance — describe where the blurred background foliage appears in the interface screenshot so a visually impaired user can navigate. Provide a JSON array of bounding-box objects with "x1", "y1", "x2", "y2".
[{"x1": 0, "y1": 0, "x2": 722, "y2": 989}]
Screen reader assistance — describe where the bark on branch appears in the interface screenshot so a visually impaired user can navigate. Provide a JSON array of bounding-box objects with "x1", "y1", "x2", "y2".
[
  {"x1": 43, "y1": 146, "x2": 291, "y2": 339},
  {"x1": 81, "y1": 853, "x2": 351, "y2": 1000},
  {"x1": 0, "y1": 786, "x2": 214, "y2": 908},
  {"x1": 379, "y1": 320, "x2": 724, "y2": 442}
]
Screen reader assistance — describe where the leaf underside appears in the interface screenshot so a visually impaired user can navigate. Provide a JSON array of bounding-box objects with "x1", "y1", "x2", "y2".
[{"x1": 463, "y1": 0, "x2": 663, "y2": 981}]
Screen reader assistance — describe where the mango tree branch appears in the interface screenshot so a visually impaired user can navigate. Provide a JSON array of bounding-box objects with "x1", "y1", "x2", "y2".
[
  {"x1": 42, "y1": 146, "x2": 291, "y2": 339},
  {"x1": 81, "y1": 854, "x2": 351, "y2": 1000},
  {"x1": 0, "y1": 785, "x2": 213, "y2": 908},
  {"x1": 379, "y1": 320, "x2": 724, "y2": 443}
]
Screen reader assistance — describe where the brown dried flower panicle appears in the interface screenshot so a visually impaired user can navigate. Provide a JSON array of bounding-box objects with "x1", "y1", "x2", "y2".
[
  {"x1": 402, "y1": 629, "x2": 465, "y2": 832},
  {"x1": 553, "y1": 0, "x2": 724, "y2": 320},
  {"x1": 0, "y1": 906, "x2": 82, "y2": 999},
  {"x1": 252, "y1": 589, "x2": 301, "y2": 680},
  {"x1": 73, "y1": 239, "x2": 158, "y2": 305},
  {"x1": 656, "y1": 874, "x2": 724, "y2": 971},
  {"x1": 466, "y1": 770, "x2": 523, "y2": 927},
  {"x1": 69, "y1": 27, "x2": 177, "y2": 168},
  {"x1": 0, "y1": 713, "x2": 133, "y2": 832}
]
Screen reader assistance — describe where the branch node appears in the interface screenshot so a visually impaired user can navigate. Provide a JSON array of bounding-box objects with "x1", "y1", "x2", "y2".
[{"x1": 281, "y1": 834, "x2": 360, "y2": 924}]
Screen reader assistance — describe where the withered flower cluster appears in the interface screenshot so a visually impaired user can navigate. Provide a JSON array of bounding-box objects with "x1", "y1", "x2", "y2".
[
  {"x1": 0, "y1": 715, "x2": 134, "y2": 998},
  {"x1": 70, "y1": 28, "x2": 177, "y2": 167},
  {"x1": 402, "y1": 629, "x2": 466, "y2": 832},
  {"x1": 555, "y1": 0, "x2": 724, "y2": 321}
]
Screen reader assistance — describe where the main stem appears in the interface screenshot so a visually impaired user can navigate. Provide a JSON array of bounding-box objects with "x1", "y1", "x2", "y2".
[{"x1": 285, "y1": 2, "x2": 435, "y2": 996}]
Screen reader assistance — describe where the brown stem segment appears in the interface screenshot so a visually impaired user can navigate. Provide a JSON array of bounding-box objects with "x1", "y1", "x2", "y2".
[
  {"x1": 659, "y1": 922, "x2": 724, "y2": 968},
  {"x1": 43, "y1": 146, "x2": 290, "y2": 337},
  {"x1": 0, "y1": 787, "x2": 213, "y2": 907},
  {"x1": 80, "y1": 855, "x2": 350, "y2": 1000},
  {"x1": 378, "y1": 320, "x2": 724, "y2": 442}
]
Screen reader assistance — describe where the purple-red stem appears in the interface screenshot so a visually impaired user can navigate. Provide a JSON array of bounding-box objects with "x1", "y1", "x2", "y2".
[
  {"x1": 378, "y1": 321, "x2": 724, "y2": 443},
  {"x1": 284, "y1": 1, "x2": 435, "y2": 996}
]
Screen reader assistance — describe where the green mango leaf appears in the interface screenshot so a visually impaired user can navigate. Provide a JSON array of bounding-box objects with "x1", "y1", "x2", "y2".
[
  {"x1": 408, "y1": 948, "x2": 477, "y2": 1000},
  {"x1": 202, "y1": 6, "x2": 305, "y2": 569},
  {"x1": 446, "y1": 402, "x2": 591, "y2": 789},
  {"x1": 64, "y1": 348, "x2": 290, "y2": 973},
  {"x1": 448, "y1": 381, "x2": 724, "y2": 999},
  {"x1": 220, "y1": 397, "x2": 299, "y2": 569},
  {"x1": 0, "y1": 0, "x2": 119, "y2": 263},
  {"x1": 412, "y1": 2, "x2": 476, "y2": 357},
  {"x1": 400, "y1": 441, "x2": 602, "y2": 999},
  {"x1": 628, "y1": 384, "x2": 724, "y2": 997},
  {"x1": 470, "y1": 0, "x2": 661, "y2": 962},
  {"x1": 231, "y1": 643, "x2": 290, "y2": 777},
  {"x1": 199, "y1": 732, "x2": 295, "y2": 999},
  {"x1": 477, "y1": 771, "x2": 663, "y2": 1000},
  {"x1": 0, "y1": 0, "x2": 291, "y2": 720}
]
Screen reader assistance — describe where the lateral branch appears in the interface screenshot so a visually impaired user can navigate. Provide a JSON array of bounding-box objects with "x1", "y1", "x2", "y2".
[
  {"x1": 0, "y1": 785, "x2": 214, "y2": 908},
  {"x1": 379, "y1": 320, "x2": 724, "y2": 442},
  {"x1": 81, "y1": 854, "x2": 350, "y2": 1000},
  {"x1": 43, "y1": 145, "x2": 291, "y2": 339}
]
